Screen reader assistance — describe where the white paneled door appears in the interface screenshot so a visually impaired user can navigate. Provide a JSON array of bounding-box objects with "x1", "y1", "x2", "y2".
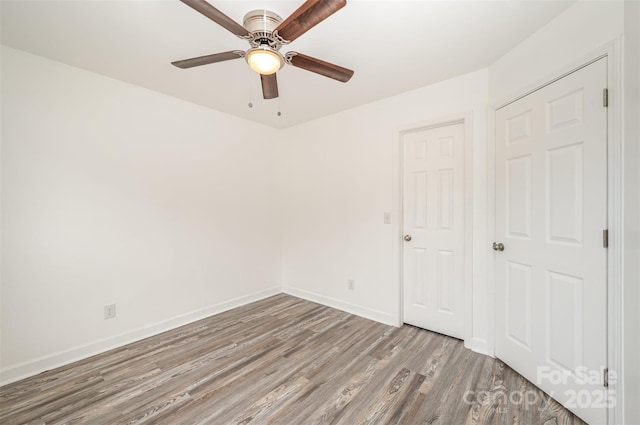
[
  {"x1": 495, "y1": 59, "x2": 608, "y2": 425},
  {"x1": 402, "y1": 122, "x2": 465, "y2": 339}
]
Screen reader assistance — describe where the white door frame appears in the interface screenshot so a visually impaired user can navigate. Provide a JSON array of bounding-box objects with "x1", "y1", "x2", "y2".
[
  {"x1": 487, "y1": 40, "x2": 624, "y2": 424},
  {"x1": 393, "y1": 113, "x2": 474, "y2": 345}
]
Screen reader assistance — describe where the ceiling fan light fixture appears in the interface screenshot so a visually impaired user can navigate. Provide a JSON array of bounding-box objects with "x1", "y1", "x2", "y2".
[{"x1": 246, "y1": 47, "x2": 283, "y2": 75}]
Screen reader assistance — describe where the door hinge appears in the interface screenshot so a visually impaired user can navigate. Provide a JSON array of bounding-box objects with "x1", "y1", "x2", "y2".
[
  {"x1": 604, "y1": 368, "x2": 609, "y2": 387},
  {"x1": 603, "y1": 229, "x2": 609, "y2": 248},
  {"x1": 603, "y1": 88, "x2": 609, "y2": 107}
]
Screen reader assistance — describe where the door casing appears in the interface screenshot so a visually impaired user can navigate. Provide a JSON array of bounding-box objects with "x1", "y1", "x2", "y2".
[{"x1": 487, "y1": 40, "x2": 624, "y2": 425}]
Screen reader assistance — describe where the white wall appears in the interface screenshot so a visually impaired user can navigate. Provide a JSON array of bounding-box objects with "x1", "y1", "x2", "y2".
[
  {"x1": 278, "y1": 69, "x2": 490, "y2": 352},
  {"x1": 0, "y1": 47, "x2": 281, "y2": 383},
  {"x1": 623, "y1": 1, "x2": 640, "y2": 423},
  {"x1": 489, "y1": 0, "x2": 624, "y2": 105}
]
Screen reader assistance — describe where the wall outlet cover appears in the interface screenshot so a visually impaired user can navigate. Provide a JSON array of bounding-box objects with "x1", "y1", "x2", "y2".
[{"x1": 104, "y1": 304, "x2": 116, "y2": 320}]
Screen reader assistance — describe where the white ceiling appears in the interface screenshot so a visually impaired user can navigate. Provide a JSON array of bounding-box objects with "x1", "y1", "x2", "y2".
[{"x1": 1, "y1": 0, "x2": 574, "y2": 129}]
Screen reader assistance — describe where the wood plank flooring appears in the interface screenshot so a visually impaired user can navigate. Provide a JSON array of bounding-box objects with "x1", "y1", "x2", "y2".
[{"x1": 1, "y1": 294, "x2": 587, "y2": 425}]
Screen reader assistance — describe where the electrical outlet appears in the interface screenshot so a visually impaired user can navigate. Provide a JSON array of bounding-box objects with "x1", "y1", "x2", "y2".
[
  {"x1": 348, "y1": 279, "x2": 355, "y2": 290},
  {"x1": 104, "y1": 304, "x2": 116, "y2": 320}
]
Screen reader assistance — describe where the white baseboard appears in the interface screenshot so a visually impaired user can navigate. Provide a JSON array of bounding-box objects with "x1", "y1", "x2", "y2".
[
  {"x1": 2, "y1": 286, "x2": 488, "y2": 386},
  {"x1": 0, "y1": 286, "x2": 281, "y2": 386},
  {"x1": 282, "y1": 286, "x2": 398, "y2": 327}
]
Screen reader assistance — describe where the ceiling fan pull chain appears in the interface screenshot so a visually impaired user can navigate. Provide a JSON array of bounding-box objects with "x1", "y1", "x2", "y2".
[{"x1": 246, "y1": 63, "x2": 253, "y2": 109}]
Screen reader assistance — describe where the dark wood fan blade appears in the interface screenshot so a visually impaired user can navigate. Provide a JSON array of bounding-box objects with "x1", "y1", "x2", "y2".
[
  {"x1": 261, "y1": 74, "x2": 279, "y2": 99},
  {"x1": 288, "y1": 52, "x2": 353, "y2": 82},
  {"x1": 275, "y1": 0, "x2": 346, "y2": 42},
  {"x1": 172, "y1": 51, "x2": 244, "y2": 69},
  {"x1": 180, "y1": 0, "x2": 250, "y2": 37}
]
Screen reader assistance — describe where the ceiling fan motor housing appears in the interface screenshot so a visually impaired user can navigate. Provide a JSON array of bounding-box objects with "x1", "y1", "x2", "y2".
[{"x1": 243, "y1": 10, "x2": 284, "y2": 49}]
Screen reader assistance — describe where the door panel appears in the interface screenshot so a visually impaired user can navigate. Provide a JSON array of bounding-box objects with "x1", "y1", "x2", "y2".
[
  {"x1": 403, "y1": 122, "x2": 465, "y2": 339},
  {"x1": 495, "y1": 58, "x2": 608, "y2": 425}
]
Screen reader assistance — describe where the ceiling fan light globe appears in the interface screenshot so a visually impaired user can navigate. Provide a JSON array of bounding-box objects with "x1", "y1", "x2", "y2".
[{"x1": 246, "y1": 48, "x2": 283, "y2": 75}]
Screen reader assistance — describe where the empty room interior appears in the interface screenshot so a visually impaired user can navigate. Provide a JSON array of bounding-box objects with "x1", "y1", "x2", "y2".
[{"x1": 1, "y1": 0, "x2": 639, "y2": 424}]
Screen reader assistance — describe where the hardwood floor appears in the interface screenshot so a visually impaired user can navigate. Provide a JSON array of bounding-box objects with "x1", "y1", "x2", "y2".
[{"x1": 1, "y1": 294, "x2": 586, "y2": 425}]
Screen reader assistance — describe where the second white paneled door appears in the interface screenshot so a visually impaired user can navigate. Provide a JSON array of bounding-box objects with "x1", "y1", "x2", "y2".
[
  {"x1": 402, "y1": 122, "x2": 465, "y2": 339},
  {"x1": 494, "y1": 58, "x2": 608, "y2": 425}
]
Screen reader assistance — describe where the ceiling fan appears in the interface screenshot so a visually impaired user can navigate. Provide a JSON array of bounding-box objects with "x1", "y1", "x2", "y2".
[{"x1": 172, "y1": 0, "x2": 354, "y2": 100}]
